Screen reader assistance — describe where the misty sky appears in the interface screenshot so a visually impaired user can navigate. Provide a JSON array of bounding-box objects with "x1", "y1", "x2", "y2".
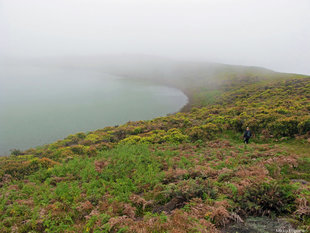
[{"x1": 1, "y1": 0, "x2": 309, "y2": 74}]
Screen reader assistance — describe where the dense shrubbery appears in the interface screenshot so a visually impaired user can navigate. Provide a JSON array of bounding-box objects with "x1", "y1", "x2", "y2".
[
  {"x1": 120, "y1": 128, "x2": 189, "y2": 145},
  {"x1": 0, "y1": 70, "x2": 309, "y2": 232}
]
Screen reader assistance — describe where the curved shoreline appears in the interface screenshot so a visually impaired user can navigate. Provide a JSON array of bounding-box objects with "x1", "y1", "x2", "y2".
[
  {"x1": 0, "y1": 70, "x2": 188, "y2": 156},
  {"x1": 179, "y1": 89, "x2": 194, "y2": 112}
]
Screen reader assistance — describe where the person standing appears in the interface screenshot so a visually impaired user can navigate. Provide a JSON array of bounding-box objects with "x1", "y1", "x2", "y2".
[{"x1": 243, "y1": 127, "x2": 252, "y2": 144}]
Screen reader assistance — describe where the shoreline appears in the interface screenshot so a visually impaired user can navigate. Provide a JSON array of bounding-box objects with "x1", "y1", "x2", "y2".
[
  {"x1": 0, "y1": 75, "x2": 189, "y2": 157},
  {"x1": 179, "y1": 89, "x2": 194, "y2": 112}
]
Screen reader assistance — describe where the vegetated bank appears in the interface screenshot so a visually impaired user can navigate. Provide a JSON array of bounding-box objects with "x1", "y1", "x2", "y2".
[{"x1": 0, "y1": 58, "x2": 309, "y2": 232}]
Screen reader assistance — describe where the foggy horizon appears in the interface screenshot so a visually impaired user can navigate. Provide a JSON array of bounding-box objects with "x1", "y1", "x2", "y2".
[{"x1": 1, "y1": 0, "x2": 310, "y2": 75}]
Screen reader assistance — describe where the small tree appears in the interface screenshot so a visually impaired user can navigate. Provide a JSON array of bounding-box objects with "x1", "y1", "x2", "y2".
[{"x1": 10, "y1": 149, "x2": 23, "y2": 156}]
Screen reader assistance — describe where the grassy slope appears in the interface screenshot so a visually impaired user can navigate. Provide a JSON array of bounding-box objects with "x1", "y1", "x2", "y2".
[{"x1": 0, "y1": 59, "x2": 310, "y2": 232}]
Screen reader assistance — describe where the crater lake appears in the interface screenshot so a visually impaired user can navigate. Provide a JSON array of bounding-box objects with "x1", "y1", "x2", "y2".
[{"x1": 0, "y1": 65, "x2": 188, "y2": 155}]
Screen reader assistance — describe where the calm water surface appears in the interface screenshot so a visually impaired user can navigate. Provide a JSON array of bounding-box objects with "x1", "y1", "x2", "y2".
[{"x1": 0, "y1": 65, "x2": 187, "y2": 155}]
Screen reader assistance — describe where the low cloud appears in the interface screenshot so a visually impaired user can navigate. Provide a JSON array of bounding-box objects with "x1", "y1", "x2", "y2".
[{"x1": 1, "y1": 0, "x2": 310, "y2": 74}]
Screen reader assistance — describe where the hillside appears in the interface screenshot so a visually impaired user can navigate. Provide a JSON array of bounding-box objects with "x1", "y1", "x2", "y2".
[{"x1": 0, "y1": 59, "x2": 309, "y2": 232}]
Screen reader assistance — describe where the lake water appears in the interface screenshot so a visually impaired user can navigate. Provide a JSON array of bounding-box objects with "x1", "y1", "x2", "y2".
[{"x1": 0, "y1": 65, "x2": 187, "y2": 155}]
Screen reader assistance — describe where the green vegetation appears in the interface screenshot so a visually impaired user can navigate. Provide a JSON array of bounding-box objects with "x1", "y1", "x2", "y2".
[{"x1": 0, "y1": 63, "x2": 309, "y2": 232}]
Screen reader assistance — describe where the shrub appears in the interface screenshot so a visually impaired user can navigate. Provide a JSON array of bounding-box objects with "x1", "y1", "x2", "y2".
[
  {"x1": 38, "y1": 158, "x2": 59, "y2": 168},
  {"x1": 132, "y1": 127, "x2": 144, "y2": 135},
  {"x1": 10, "y1": 149, "x2": 24, "y2": 156},
  {"x1": 140, "y1": 130, "x2": 166, "y2": 144},
  {"x1": 267, "y1": 117, "x2": 299, "y2": 137},
  {"x1": 274, "y1": 107, "x2": 291, "y2": 115},
  {"x1": 120, "y1": 135, "x2": 142, "y2": 145},
  {"x1": 235, "y1": 181, "x2": 297, "y2": 216},
  {"x1": 3, "y1": 159, "x2": 41, "y2": 179},
  {"x1": 187, "y1": 123, "x2": 219, "y2": 141},
  {"x1": 70, "y1": 145, "x2": 87, "y2": 155},
  {"x1": 162, "y1": 128, "x2": 189, "y2": 144},
  {"x1": 229, "y1": 117, "x2": 244, "y2": 132},
  {"x1": 55, "y1": 147, "x2": 75, "y2": 159},
  {"x1": 93, "y1": 142, "x2": 112, "y2": 151},
  {"x1": 159, "y1": 178, "x2": 217, "y2": 205},
  {"x1": 85, "y1": 146, "x2": 97, "y2": 157},
  {"x1": 82, "y1": 134, "x2": 101, "y2": 145},
  {"x1": 297, "y1": 116, "x2": 310, "y2": 135},
  {"x1": 63, "y1": 133, "x2": 85, "y2": 146}
]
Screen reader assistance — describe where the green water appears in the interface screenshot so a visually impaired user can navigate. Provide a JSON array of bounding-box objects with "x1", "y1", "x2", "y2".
[{"x1": 0, "y1": 65, "x2": 187, "y2": 155}]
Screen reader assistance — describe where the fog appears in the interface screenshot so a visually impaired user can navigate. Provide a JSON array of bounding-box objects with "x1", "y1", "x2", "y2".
[{"x1": 1, "y1": 0, "x2": 310, "y2": 74}]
